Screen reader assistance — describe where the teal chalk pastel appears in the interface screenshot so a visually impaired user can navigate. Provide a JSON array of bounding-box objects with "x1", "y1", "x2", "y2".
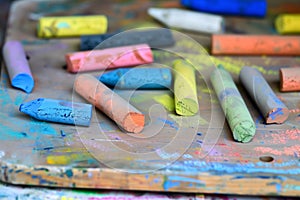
[
  {"x1": 19, "y1": 98, "x2": 92, "y2": 126},
  {"x1": 99, "y1": 67, "x2": 172, "y2": 89}
]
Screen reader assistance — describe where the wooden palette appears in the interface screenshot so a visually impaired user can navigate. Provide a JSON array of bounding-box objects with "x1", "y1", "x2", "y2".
[{"x1": 0, "y1": 0, "x2": 300, "y2": 197}]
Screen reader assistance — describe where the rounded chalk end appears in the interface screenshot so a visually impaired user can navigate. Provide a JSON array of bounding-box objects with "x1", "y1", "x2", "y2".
[
  {"x1": 233, "y1": 121, "x2": 256, "y2": 143},
  {"x1": 12, "y1": 73, "x2": 34, "y2": 93},
  {"x1": 123, "y1": 112, "x2": 145, "y2": 133},
  {"x1": 266, "y1": 107, "x2": 289, "y2": 124}
]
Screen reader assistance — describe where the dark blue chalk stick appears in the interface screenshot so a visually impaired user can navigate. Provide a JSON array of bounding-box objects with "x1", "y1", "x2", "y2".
[
  {"x1": 181, "y1": 0, "x2": 267, "y2": 17},
  {"x1": 80, "y1": 28, "x2": 175, "y2": 51},
  {"x1": 19, "y1": 98, "x2": 92, "y2": 126},
  {"x1": 98, "y1": 67, "x2": 172, "y2": 89}
]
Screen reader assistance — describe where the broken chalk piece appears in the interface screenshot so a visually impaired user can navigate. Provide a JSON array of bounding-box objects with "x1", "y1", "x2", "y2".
[
  {"x1": 74, "y1": 74, "x2": 145, "y2": 133},
  {"x1": 210, "y1": 65, "x2": 256, "y2": 143},
  {"x1": 37, "y1": 15, "x2": 108, "y2": 38},
  {"x1": 65, "y1": 44, "x2": 153, "y2": 73},
  {"x1": 19, "y1": 98, "x2": 92, "y2": 126},
  {"x1": 99, "y1": 67, "x2": 172, "y2": 89},
  {"x1": 240, "y1": 66, "x2": 289, "y2": 124}
]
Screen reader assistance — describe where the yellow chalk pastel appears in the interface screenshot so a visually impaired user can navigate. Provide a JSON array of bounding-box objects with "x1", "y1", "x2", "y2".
[
  {"x1": 173, "y1": 59, "x2": 199, "y2": 116},
  {"x1": 37, "y1": 15, "x2": 107, "y2": 38},
  {"x1": 275, "y1": 14, "x2": 300, "y2": 34}
]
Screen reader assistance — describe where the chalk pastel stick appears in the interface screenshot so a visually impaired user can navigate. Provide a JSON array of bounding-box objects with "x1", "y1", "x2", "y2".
[
  {"x1": 99, "y1": 67, "x2": 172, "y2": 89},
  {"x1": 173, "y1": 60, "x2": 199, "y2": 116},
  {"x1": 275, "y1": 14, "x2": 300, "y2": 34},
  {"x1": 212, "y1": 34, "x2": 300, "y2": 56},
  {"x1": 19, "y1": 98, "x2": 92, "y2": 126},
  {"x1": 148, "y1": 8, "x2": 224, "y2": 34},
  {"x1": 210, "y1": 65, "x2": 256, "y2": 143},
  {"x1": 37, "y1": 15, "x2": 107, "y2": 38},
  {"x1": 240, "y1": 67, "x2": 289, "y2": 124},
  {"x1": 280, "y1": 67, "x2": 300, "y2": 92},
  {"x1": 74, "y1": 74, "x2": 145, "y2": 133},
  {"x1": 2, "y1": 40, "x2": 34, "y2": 93},
  {"x1": 80, "y1": 28, "x2": 175, "y2": 51},
  {"x1": 65, "y1": 44, "x2": 153, "y2": 73},
  {"x1": 181, "y1": 0, "x2": 267, "y2": 17}
]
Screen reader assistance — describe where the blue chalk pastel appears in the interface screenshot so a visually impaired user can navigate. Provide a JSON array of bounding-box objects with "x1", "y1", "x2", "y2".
[
  {"x1": 19, "y1": 98, "x2": 92, "y2": 126},
  {"x1": 98, "y1": 67, "x2": 172, "y2": 89},
  {"x1": 12, "y1": 73, "x2": 34, "y2": 93},
  {"x1": 181, "y1": 0, "x2": 267, "y2": 17}
]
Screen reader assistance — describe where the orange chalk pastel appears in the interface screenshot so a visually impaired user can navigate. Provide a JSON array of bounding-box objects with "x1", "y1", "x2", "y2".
[
  {"x1": 280, "y1": 67, "x2": 300, "y2": 92},
  {"x1": 66, "y1": 44, "x2": 153, "y2": 73},
  {"x1": 212, "y1": 34, "x2": 300, "y2": 56},
  {"x1": 74, "y1": 74, "x2": 145, "y2": 133}
]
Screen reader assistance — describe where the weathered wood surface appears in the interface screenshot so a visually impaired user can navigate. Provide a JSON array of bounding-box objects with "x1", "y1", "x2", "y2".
[{"x1": 0, "y1": 0, "x2": 300, "y2": 196}]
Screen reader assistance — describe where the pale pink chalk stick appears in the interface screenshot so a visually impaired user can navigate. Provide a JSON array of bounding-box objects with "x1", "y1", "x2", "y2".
[
  {"x1": 74, "y1": 74, "x2": 145, "y2": 133},
  {"x1": 65, "y1": 44, "x2": 153, "y2": 73},
  {"x1": 2, "y1": 40, "x2": 34, "y2": 93}
]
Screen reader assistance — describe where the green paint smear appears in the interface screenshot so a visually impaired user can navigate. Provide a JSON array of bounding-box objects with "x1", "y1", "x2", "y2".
[
  {"x1": 169, "y1": 114, "x2": 208, "y2": 128},
  {"x1": 153, "y1": 50, "x2": 279, "y2": 76}
]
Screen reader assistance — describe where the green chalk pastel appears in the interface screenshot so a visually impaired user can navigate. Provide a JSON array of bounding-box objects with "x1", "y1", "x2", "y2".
[
  {"x1": 210, "y1": 65, "x2": 256, "y2": 143},
  {"x1": 173, "y1": 60, "x2": 199, "y2": 116}
]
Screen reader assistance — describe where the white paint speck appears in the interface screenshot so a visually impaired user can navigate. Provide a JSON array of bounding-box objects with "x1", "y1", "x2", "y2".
[{"x1": 0, "y1": 151, "x2": 5, "y2": 158}]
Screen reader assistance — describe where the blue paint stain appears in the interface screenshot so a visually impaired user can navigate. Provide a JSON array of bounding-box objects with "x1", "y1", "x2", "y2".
[
  {"x1": 269, "y1": 108, "x2": 284, "y2": 120},
  {"x1": 163, "y1": 179, "x2": 180, "y2": 190},
  {"x1": 164, "y1": 160, "x2": 300, "y2": 176},
  {"x1": 163, "y1": 175, "x2": 205, "y2": 190},
  {"x1": 197, "y1": 132, "x2": 202, "y2": 136},
  {"x1": 99, "y1": 121, "x2": 117, "y2": 132},
  {"x1": 157, "y1": 118, "x2": 178, "y2": 130}
]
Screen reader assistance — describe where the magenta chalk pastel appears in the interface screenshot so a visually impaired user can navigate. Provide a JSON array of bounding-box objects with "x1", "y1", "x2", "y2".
[{"x1": 2, "y1": 40, "x2": 34, "y2": 93}]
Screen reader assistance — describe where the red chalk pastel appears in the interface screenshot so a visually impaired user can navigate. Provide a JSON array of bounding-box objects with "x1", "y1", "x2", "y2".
[{"x1": 65, "y1": 44, "x2": 153, "y2": 73}]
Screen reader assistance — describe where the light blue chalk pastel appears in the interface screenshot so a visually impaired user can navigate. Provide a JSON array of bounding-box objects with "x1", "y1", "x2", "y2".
[
  {"x1": 19, "y1": 98, "x2": 92, "y2": 126},
  {"x1": 98, "y1": 67, "x2": 172, "y2": 89}
]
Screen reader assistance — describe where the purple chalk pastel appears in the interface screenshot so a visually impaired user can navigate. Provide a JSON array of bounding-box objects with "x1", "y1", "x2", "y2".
[{"x1": 2, "y1": 40, "x2": 34, "y2": 93}]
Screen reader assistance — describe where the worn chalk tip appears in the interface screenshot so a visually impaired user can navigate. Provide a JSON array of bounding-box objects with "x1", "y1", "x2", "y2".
[
  {"x1": 148, "y1": 8, "x2": 166, "y2": 23},
  {"x1": 123, "y1": 112, "x2": 145, "y2": 133},
  {"x1": 266, "y1": 107, "x2": 289, "y2": 124},
  {"x1": 175, "y1": 98, "x2": 199, "y2": 116},
  {"x1": 12, "y1": 73, "x2": 34, "y2": 93},
  {"x1": 233, "y1": 121, "x2": 256, "y2": 143}
]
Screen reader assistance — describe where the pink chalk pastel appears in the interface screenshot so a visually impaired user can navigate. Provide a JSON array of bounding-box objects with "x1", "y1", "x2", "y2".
[
  {"x1": 65, "y1": 44, "x2": 153, "y2": 73},
  {"x1": 2, "y1": 40, "x2": 34, "y2": 93}
]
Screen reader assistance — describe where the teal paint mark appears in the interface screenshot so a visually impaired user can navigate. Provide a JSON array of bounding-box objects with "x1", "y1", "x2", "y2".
[
  {"x1": 65, "y1": 169, "x2": 73, "y2": 178},
  {"x1": 28, "y1": 121, "x2": 57, "y2": 135},
  {"x1": 14, "y1": 94, "x2": 26, "y2": 106},
  {"x1": 284, "y1": 184, "x2": 300, "y2": 191}
]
